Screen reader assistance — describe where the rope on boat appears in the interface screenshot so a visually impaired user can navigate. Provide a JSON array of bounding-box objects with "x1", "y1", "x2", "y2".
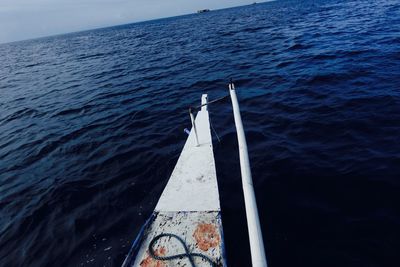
[
  {"x1": 148, "y1": 233, "x2": 217, "y2": 267},
  {"x1": 188, "y1": 91, "x2": 232, "y2": 143},
  {"x1": 191, "y1": 94, "x2": 230, "y2": 111},
  {"x1": 209, "y1": 117, "x2": 221, "y2": 143}
]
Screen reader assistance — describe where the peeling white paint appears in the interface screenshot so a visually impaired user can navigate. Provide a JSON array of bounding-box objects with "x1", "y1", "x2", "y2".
[{"x1": 133, "y1": 211, "x2": 226, "y2": 267}]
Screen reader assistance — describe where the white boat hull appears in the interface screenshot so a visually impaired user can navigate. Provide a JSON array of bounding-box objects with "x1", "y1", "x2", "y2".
[{"x1": 123, "y1": 94, "x2": 226, "y2": 267}]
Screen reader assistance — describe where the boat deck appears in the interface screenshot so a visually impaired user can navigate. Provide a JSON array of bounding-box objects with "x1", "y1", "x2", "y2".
[{"x1": 123, "y1": 94, "x2": 226, "y2": 267}]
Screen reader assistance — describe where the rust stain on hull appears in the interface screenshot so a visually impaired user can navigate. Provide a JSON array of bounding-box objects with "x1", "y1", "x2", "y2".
[
  {"x1": 193, "y1": 223, "x2": 221, "y2": 251},
  {"x1": 139, "y1": 247, "x2": 167, "y2": 267},
  {"x1": 129, "y1": 211, "x2": 227, "y2": 267}
]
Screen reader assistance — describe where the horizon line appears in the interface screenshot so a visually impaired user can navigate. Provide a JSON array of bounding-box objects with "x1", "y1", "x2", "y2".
[{"x1": 0, "y1": 1, "x2": 272, "y2": 46}]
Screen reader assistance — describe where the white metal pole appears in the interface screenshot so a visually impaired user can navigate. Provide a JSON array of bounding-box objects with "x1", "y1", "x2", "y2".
[{"x1": 229, "y1": 83, "x2": 268, "y2": 267}]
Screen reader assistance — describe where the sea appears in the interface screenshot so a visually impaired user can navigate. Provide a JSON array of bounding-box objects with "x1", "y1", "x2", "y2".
[{"x1": 1, "y1": 0, "x2": 400, "y2": 266}]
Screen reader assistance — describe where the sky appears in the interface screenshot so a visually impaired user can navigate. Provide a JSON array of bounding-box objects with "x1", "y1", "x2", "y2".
[{"x1": 0, "y1": 0, "x2": 258, "y2": 44}]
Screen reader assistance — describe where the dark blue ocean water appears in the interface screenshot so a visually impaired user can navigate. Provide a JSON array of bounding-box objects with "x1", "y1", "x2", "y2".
[{"x1": 1, "y1": 0, "x2": 400, "y2": 266}]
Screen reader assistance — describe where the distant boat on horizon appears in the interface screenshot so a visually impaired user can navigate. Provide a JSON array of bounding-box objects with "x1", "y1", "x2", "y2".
[{"x1": 197, "y1": 9, "x2": 211, "y2": 13}]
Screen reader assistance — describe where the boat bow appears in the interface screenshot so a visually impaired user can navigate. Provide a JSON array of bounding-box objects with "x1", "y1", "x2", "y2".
[{"x1": 123, "y1": 94, "x2": 226, "y2": 267}]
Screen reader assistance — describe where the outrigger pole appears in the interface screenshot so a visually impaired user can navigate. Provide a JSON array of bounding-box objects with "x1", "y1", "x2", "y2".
[{"x1": 229, "y1": 82, "x2": 268, "y2": 267}]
